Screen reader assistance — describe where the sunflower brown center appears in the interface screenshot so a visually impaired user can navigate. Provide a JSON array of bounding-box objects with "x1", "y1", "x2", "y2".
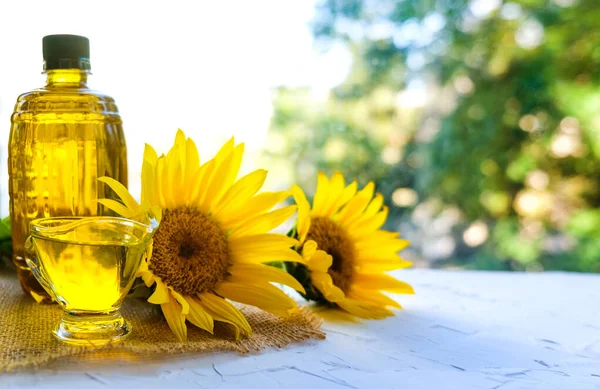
[
  {"x1": 149, "y1": 207, "x2": 230, "y2": 296},
  {"x1": 306, "y1": 217, "x2": 355, "y2": 293}
]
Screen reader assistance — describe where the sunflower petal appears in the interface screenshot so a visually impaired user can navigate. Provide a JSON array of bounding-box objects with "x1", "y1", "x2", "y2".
[
  {"x1": 212, "y1": 169, "x2": 267, "y2": 217},
  {"x1": 348, "y1": 207, "x2": 389, "y2": 236},
  {"x1": 186, "y1": 296, "x2": 214, "y2": 334},
  {"x1": 318, "y1": 172, "x2": 346, "y2": 217},
  {"x1": 137, "y1": 259, "x2": 156, "y2": 286},
  {"x1": 215, "y1": 282, "x2": 297, "y2": 317},
  {"x1": 354, "y1": 231, "x2": 405, "y2": 249},
  {"x1": 97, "y1": 199, "x2": 135, "y2": 218},
  {"x1": 348, "y1": 286, "x2": 402, "y2": 309},
  {"x1": 227, "y1": 263, "x2": 305, "y2": 293},
  {"x1": 301, "y1": 240, "x2": 318, "y2": 260},
  {"x1": 228, "y1": 234, "x2": 298, "y2": 252},
  {"x1": 144, "y1": 143, "x2": 158, "y2": 165},
  {"x1": 353, "y1": 274, "x2": 415, "y2": 294},
  {"x1": 291, "y1": 184, "x2": 311, "y2": 244},
  {"x1": 171, "y1": 289, "x2": 190, "y2": 315},
  {"x1": 231, "y1": 248, "x2": 305, "y2": 264},
  {"x1": 149, "y1": 205, "x2": 163, "y2": 223},
  {"x1": 98, "y1": 177, "x2": 141, "y2": 213},
  {"x1": 356, "y1": 259, "x2": 413, "y2": 273},
  {"x1": 311, "y1": 172, "x2": 330, "y2": 216},
  {"x1": 228, "y1": 205, "x2": 297, "y2": 239},
  {"x1": 155, "y1": 157, "x2": 167, "y2": 209},
  {"x1": 311, "y1": 272, "x2": 345, "y2": 302},
  {"x1": 358, "y1": 230, "x2": 400, "y2": 241},
  {"x1": 331, "y1": 180, "x2": 358, "y2": 216},
  {"x1": 354, "y1": 249, "x2": 410, "y2": 262},
  {"x1": 164, "y1": 144, "x2": 185, "y2": 208},
  {"x1": 355, "y1": 238, "x2": 410, "y2": 256},
  {"x1": 141, "y1": 160, "x2": 158, "y2": 206},
  {"x1": 198, "y1": 292, "x2": 252, "y2": 339},
  {"x1": 219, "y1": 191, "x2": 290, "y2": 231},
  {"x1": 174, "y1": 129, "x2": 187, "y2": 155},
  {"x1": 214, "y1": 137, "x2": 235, "y2": 164},
  {"x1": 148, "y1": 281, "x2": 170, "y2": 305},
  {"x1": 190, "y1": 159, "x2": 215, "y2": 208},
  {"x1": 336, "y1": 182, "x2": 375, "y2": 226},
  {"x1": 336, "y1": 298, "x2": 393, "y2": 320},
  {"x1": 308, "y1": 249, "x2": 333, "y2": 273},
  {"x1": 362, "y1": 193, "x2": 384, "y2": 219},
  {"x1": 185, "y1": 138, "x2": 200, "y2": 183},
  {"x1": 161, "y1": 293, "x2": 188, "y2": 342},
  {"x1": 136, "y1": 257, "x2": 149, "y2": 276},
  {"x1": 140, "y1": 269, "x2": 156, "y2": 287},
  {"x1": 204, "y1": 143, "x2": 244, "y2": 211},
  {"x1": 196, "y1": 154, "x2": 226, "y2": 212}
]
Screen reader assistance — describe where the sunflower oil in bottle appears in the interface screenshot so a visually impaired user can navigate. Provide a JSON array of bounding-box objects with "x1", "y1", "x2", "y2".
[{"x1": 8, "y1": 35, "x2": 128, "y2": 303}]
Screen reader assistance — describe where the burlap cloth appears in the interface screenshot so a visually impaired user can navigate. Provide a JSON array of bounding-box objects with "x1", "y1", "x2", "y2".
[{"x1": 0, "y1": 270, "x2": 325, "y2": 372}]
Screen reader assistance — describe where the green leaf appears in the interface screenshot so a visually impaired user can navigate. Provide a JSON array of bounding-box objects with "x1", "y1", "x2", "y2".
[
  {"x1": 567, "y1": 210, "x2": 600, "y2": 238},
  {"x1": 0, "y1": 217, "x2": 11, "y2": 240}
]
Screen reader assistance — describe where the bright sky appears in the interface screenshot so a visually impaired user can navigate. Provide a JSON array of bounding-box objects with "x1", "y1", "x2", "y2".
[{"x1": 0, "y1": 0, "x2": 352, "y2": 216}]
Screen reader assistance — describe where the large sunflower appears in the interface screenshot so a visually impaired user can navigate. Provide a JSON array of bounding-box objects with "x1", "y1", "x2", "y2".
[
  {"x1": 286, "y1": 172, "x2": 413, "y2": 319},
  {"x1": 99, "y1": 130, "x2": 305, "y2": 341}
]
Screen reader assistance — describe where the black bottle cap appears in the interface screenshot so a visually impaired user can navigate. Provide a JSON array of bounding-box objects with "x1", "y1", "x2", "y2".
[{"x1": 42, "y1": 34, "x2": 91, "y2": 71}]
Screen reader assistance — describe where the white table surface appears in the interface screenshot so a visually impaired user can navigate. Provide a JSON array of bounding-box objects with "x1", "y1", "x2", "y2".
[{"x1": 2, "y1": 269, "x2": 599, "y2": 389}]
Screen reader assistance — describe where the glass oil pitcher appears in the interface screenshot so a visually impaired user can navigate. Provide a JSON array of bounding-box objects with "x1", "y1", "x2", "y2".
[
  {"x1": 8, "y1": 34, "x2": 128, "y2": 303},
  {"x1": 25, "y1": 215, "x2": 158, "y2": 345}
]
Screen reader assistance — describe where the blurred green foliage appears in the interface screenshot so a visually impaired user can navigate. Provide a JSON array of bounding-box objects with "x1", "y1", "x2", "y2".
[
  {"x1": 0, "y1": 217, "x2": 12, "y2": 269},
  {"x1": 268, "y1": 0, "x2": 600, "y2": 272}
]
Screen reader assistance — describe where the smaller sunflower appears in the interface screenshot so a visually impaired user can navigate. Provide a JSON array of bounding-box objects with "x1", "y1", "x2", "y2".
[{"x1": 286, "y1": 172, "x2": 414, "y2": 319}]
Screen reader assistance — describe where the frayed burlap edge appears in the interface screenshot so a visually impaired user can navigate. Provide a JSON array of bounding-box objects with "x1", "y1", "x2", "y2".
[{"x1": 0, "y1": 271, "x2": 325, "y2": 373}]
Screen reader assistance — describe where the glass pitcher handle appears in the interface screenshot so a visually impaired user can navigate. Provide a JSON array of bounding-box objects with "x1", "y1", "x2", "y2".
[{"x1": 24, "y1": 236, "x2": 57, "y2": 302}]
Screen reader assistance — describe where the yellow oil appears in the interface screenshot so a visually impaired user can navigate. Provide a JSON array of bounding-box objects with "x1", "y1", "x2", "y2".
[
  {"x1": 8, "y1": 69, "x2": 127, "y2": 302},
  {"x1": 31, "y1": 218, "x2": 148, "y2": 313}
]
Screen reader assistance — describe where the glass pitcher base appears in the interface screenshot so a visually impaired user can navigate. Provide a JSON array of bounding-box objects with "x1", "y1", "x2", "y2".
[{"x1": 53, "y1": 310, "x2": 130, "y2": 346}]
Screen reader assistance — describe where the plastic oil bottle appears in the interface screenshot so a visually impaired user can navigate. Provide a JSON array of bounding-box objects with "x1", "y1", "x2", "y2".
[{"x1": 8, "y1": 35, "x2": 128, "y2": 302}]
